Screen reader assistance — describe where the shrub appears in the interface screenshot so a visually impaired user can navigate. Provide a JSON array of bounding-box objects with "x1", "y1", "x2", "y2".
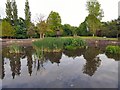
[
  {"x1": 106, "y1": 45, "x2": 120, "y2": 54},
  {"x1": 62, "y1": 38, "x2": 87, "y2": 50}
]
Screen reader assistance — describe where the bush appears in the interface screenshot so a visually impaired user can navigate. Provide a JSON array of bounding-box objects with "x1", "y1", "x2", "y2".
[
  {"x1": 106, "y1": 45, "x2": 120, "y2": 54},
  {"x1": 62, "y1": 38, "x2": 87, "y2": 50}
]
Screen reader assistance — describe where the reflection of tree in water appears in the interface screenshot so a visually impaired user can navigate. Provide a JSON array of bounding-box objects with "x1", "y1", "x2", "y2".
[
  {"x1": 44, "y1": 52, "x2": 62, "y2": 66},
  {"x1": 24, "y1": 46, "x2": 34, "y2": 76},
  {"x1": 33, "y1": 48, "x2": 47, "y2": 72},
  {"x1": 105, "y1": 53, "x2": 120, "y2": 61},
  {"x1": 1, "y1": 56, "x2": 5, "y2": 79},
  {"x1": 83, "y1": 47, "x2": 101, "y2": 76},
  {"x1": 63, "y1": 48, "x2": 86, "y2": 58},
  {"x1": 2, "y1": 47, "x2": 23, "y2": 79},
  {"x1": 9, "y1": 54, "x2": 21, "y2": 79}
]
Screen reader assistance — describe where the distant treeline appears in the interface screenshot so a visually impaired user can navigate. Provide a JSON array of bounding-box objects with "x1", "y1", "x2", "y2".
[{"x1": 0, "y1": 0, "x2": 120, "y2": 39}]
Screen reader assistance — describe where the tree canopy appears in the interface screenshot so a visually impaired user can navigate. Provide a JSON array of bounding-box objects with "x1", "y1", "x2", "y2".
[{"x1": 86, "y1": 0, "x2": 103, "y2": 36}]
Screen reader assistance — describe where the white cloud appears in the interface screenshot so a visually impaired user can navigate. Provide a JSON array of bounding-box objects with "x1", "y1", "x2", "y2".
[{"x1": 0, "y1": 0, "x2": 119, "y2": 26}]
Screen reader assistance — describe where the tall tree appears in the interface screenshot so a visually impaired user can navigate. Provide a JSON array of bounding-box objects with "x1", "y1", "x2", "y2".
[
  {"x1": 24, "y1": 0, "x2": 31, "y2": 27},
  {"x1": 86, "y1": 0, "x2": 103, "y2": 36},
  {"x1": 6, "y1": 0, "x2": 12, "y2": 23},
  {"x1": 47, "y1": 11, "x2": 62, "y2": 36},
  {"x1": 12, "y1": 0, "x2": 18, "y2": 25}
]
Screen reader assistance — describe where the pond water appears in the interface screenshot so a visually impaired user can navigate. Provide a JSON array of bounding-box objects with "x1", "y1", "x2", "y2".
[{"x1": 1, "y1": 45, "x2": 120, "y2": 88}]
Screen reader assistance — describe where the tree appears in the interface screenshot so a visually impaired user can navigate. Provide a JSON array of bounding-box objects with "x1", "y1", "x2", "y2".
[
  {"x1": 62, "y1": 24, "x2": 72, "y2": 36},
  {"x1": 100, "y1": 20, "x2": 118, "y2": 38},
  {"x1": 77, "y1": 20, "x2": 91, "y2": 36},
  {"x1": 12, "y1": 0, "x2": 18, "y2": 26},
  {"x1": 86, "y1": 14, "x2": 101, "y2": 36},
  {"x1": 47, "y1": 11, "x2": 62, "y2": 36},
  {"x1": 71, "y1": 26, "x2": 78, "y2": 37},
  {"x1": 1, "y1": 20, "x2": 14, "y2": 38},
  {"x1": 37, "y1": 20, "x2": 48, "y2": 38},
  {"x1": 24, "y1": 0, "x2": 31, "y2": 28},
  {"x1": 27, "y1": 23, "x2": 36, "y2": 38},
  {"x1": 15, "y1": 17, "x2": 27, "y2": 39},
  {"x1": 6, "y1": 0, "x2": 13, "y2": 23},
  {"x1": 86, "y1": 0, "x2": 103, "y2": 36}
]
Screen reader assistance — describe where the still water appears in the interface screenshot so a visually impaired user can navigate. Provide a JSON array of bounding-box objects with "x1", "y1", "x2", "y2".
[{"x1": 1, "y1": 46, "x2": 119, "y2": 88}]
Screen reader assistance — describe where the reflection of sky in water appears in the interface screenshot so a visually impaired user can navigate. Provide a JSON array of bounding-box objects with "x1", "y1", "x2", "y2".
[{"x1": 2, "y1": 53, "x2": 118, "y2": 88}]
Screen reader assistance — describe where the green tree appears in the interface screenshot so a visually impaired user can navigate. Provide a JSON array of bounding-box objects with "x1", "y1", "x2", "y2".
[
  {"x1": 12, "y1": 0, "x2": 18, "y2": 26},
  {"x1": 77, "y1": 20, "x2": 91, "y2": 36},
  {"x1": 47, "y1": 11, "x2": 62, "y2": 36},
  {"x1": 62, "y1": 24, "x2": 72, "y2": 36},
  {"x1": 71, "y1": 26, "x2": 78, "y2": 37},
  {"x1": 86, "y1": 0, "x2": 103, "y2": 36},
  {"x1": 2, "y1": 20, "x2": 14, "y2": 38},
  {"x1": 27, "y1": 23, "x2": 36, "y2": 38},
  {"x1": 6, "y1": 0, "x2": 13, "y2": 23},
  {"x1": 100, "y1": 20, "x2": 118, "y2": 38},
  {"x1": 15, "y1": 17, "x2": 27, "y2": 39},
  {"x1": 86, "y1": 14, "x2": 101, "y2": 36},
  {"x1": 24, "y1": 0, "x2": 31, "y2": 28},
  {"x1": 37, "y1": 20, "x2": 48, "y2": 38}
]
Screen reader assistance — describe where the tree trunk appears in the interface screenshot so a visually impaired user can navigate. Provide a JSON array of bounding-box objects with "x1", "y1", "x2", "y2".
[{"x1": 40, "y1": 33, "x2": 41, "y2": 39}]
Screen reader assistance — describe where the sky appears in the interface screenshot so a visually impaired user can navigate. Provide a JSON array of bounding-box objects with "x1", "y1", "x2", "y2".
[{"x1": 0, "y1": 0, "x2": 120, "y2": 26}]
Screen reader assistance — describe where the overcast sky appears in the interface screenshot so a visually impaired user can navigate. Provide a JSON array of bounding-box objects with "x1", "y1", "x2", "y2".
[{"x1": 0, "y1": 0, "x2": 119, "y2": 26}]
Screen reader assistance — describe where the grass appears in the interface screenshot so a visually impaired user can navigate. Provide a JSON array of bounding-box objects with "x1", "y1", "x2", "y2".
[
  {"x1": 33, "y1": 37, "x2": 63, "y2": 52},
  {"x1": 61, "y1": 36, "x2": 118, "y2": 41},
  {"x1": 32, "y1": 37, "x2": 87, "y2": 52}
]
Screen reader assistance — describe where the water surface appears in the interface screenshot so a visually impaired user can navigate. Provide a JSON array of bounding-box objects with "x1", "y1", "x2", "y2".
[{"x1": 1, "y1": 46, "x2": 119, "y2": 88}]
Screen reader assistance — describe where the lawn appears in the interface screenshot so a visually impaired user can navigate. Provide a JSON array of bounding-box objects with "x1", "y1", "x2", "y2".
[{"x1": 61, "y1": 36, "x2": 118, "y2": 41}]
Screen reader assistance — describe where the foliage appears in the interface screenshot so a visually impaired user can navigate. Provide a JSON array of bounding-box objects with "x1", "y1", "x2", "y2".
[
  {"x1": 71, "y1": 26, "x2": 78, "y2": 37},
  {"x1": 45, "y1": 29, "x2": 56, "y2": 37},
  {"x1": 47, "y1": 11, "x2": 62, "y2": 36},
  {"x1": 36, "y1": 20, "x2": 48, "y2": 38},
  {"x1": 12, "y1": 0, "x2": 18, "y2": 26},
  {"x1": 86, "y1": 0, "x2": 103, "y2": 20},
  {"x1": 62, "y1": 38, "x2": 87, "y2": 50},
  {"x1": 24, "y1": 0, "x2": 31, "y2": 28},
  {"x1": 77, "y1": 20, "x2": 91, "y2": 36},
  {"x1": 100, "y1": 20, "x2": 118, "y2": 38},
  {"x1": 27, "y1": 23, "x2": 36, "y2": 38},
  {"x1": 86, "y1": 0, "x2": 103, "y2": 36},
  {"x1": 106, "y1": 45, "x2": 120, "y2": 54},
  {"x1": 15, "y1": 17, "x2": 27, "y2": 39},
  {"x1": 62, "y1": 24, "x2": 72, "y2": 36},
  {"x1": 2, "y1": 20, "x2": 14, "y2": 37},
  {"x1": 9, "y1": 43, "x2": 22, "y2": 54},
  {"x1": 33, "y1": 37, "x2": 87, "y2": 52},
  {"x1": 6, "y1": 0, "x2": 13, "y2": 23}
]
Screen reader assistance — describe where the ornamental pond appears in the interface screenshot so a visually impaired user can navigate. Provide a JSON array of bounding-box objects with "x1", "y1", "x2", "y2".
[{"x1": 1, "y1": 43, "x2": 120, "y2": 88}]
